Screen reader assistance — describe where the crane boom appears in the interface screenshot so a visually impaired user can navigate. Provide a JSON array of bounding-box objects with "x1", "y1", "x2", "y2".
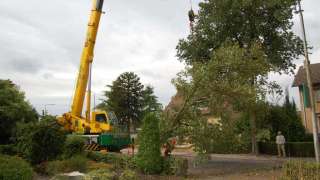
[
  {"x1": 72, "y1": 0, "x2": 104, "y2": 117},
  {"x1": 56, "y1": 0, "x2": 132, "y2": 151},
  {"x1": 58, "y1": 0, "x2": 111, "y2": 134}
]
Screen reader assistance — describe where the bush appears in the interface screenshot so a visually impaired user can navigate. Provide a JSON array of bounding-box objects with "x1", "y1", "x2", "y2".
[
  {"x1": 258, "y1": 142, "x2": 315, "y2": 157},
  {"x1": 119, "y1": 169, "x2": 138, "y2": 180},
  {"x1": 85, "y1": 169, "x2": 116, "y2": 180},
  {"x1": 135, "y1": 113, "x2": 162, "y2": 174},
  {"x1": 281, "y1": 161, "x2": 320, "y2": 180},
  {"x1": 162, "y1": 156, "x2": 188, "y2": 176},
  {"x1": 87, "y1": 151, "x2": 134, "y2": 169},
  {"x1": 0, "y1": 155, "x2": 33, "y2": 180},
  {"x1": 46, "y1": 155, "x2": 88, "y2": 176},
  {"x1": 16, "y1": 118, "x2": 66, "y2": 164},
  {"x1": 0, "y1": 144, "x2": 17, "y2": 155},
  {"x1": 64, "y1": 135, "x2": 86, "y2": 158},
  {"x1": 46, "y1": 160, "x2": 66, "y2": 176}
]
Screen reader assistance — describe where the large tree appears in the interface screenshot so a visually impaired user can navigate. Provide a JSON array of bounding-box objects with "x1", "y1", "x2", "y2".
[
  {"x1": 99, "y1": 72, "x2": 144, "y2": 132},
  {"x1": 177, "y1": 0, "x2": 303, "y2": 72},
  {"x1": 175, "y1": 0, "x2": 303, "y2": 154},
  {"x1": 0, "y1": 80, "x2": 38, "y2": 144}
]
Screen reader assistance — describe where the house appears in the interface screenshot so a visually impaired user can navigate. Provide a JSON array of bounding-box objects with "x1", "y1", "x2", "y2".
[
  {"x1": 292, "y1": 63, "x2": 320, "y2": 133},
  {"x1": 165, "y1": 91, "x2": 238, "y2": 125}
]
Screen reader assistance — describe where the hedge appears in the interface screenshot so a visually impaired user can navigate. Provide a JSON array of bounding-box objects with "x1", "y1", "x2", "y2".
[
  {"x1": 0, "y1": 144, "x2": 17, "y2": 155},
  {"x1": 258, "y1": 142, "x2": 315, "y2": 157},
  {"x1": 282, "y1": 161, "x2": 320, "y2": 179}
]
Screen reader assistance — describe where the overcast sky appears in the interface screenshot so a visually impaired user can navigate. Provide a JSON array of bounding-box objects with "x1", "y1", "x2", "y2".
[{"x1": 0, "y1": 0, "x2": 319, "y2": 115}]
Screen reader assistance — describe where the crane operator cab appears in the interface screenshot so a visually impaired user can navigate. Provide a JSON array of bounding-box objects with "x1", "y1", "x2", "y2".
[{"x1": 88, "y1": 110, "x2": 119, "y2": 134}]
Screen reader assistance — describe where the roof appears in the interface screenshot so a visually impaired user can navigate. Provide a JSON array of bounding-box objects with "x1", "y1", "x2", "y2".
[{"x1": 292, "y1": 63, "x2": 320, "y2": 87}]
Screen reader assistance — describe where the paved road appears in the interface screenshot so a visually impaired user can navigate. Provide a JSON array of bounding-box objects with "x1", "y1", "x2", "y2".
[{"x1": 173, "y1": 152, "x2": 313, "y2": 179}]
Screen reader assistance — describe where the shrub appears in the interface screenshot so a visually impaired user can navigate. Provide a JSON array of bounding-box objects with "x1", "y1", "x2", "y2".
[
  {"x1": 16, "y1": 118, "x2": 66, "y2": 164},
  {"x1": 258, "y1": 142, "x2": 315, "y2": 157},
  {"x1": 0, "y1": 155, "x2": 33, "y2": 180},
  {"x1": 281, "y1": 161, "x2": 320, "y2": 180},
  {"x1": 135, "y1": 113, "x2": 162, "y2": 174},
  {"x1": 66, "y1": 155, "x2": 88, "y2": 172},
  {"x1": 46, "y1": 155, "x2": 88, "y2": 176},
  {"x1": 0, "y1": 144, "x2": 17, "y2": 155},
  {"x1": 85, "y1": 169, "x2": 116, "y2": 180},
  {"x1": 46, "y1": 160, "x2": 66, "y2": 176},
  {"x1": 64, "y1": 135, "x2": 86, "y2": 158},
  {"x1": 87, "y1": 151, "x2": 134, "y2": 169},
  {"x1": 119, "y1": 169, "x2": 138, "y2": 180},
  {"x1": 162, "y1": 156, "x2": 188, "y2": 176}
]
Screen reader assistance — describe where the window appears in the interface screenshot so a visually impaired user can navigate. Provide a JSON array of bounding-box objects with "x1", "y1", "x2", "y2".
[
  {"x1": 316, "y1": 89, "x2": 320, "y2": 102},
  {"x1": 95, "y1": 114, "x2": 107, "y2": 123}
]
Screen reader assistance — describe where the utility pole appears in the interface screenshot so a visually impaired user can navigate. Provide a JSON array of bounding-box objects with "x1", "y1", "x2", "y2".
[
  {"x1": 44, "y1": 104, "x2": 55, "y2": 116},
  {"x1": 296, "y1": 0, "x2": 320, "y2": 162}
]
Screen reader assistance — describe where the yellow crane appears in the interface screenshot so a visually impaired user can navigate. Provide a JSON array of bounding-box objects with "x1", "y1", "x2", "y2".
[
  {"x1": 57, "y1": 0, "x2": 130, "y2": 151},
  {"x1": 57, "y1": 0, "x2": 111, "y2": 135}
]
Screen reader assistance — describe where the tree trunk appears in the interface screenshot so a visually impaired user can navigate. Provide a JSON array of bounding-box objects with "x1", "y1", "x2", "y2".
[{"x1": 249, "y1": 109, "x2": 258, "y2": 155}]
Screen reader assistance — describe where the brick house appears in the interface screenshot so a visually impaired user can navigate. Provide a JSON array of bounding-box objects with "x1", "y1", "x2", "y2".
[{"x1": 293, "y1": 63, "x2": 320, "y2": 133}]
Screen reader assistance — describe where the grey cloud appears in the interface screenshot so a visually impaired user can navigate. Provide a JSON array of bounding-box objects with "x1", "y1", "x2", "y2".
[{"x1": 7, "y1": 58, "x2": 42, "y2": 73}]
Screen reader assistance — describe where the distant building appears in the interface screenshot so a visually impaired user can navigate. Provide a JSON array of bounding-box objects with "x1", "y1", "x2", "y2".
[
  {"x1": 293, "y1": 63, "x2": 320, "y2": 133},
  {"x1": 165, "y1": 91, "x2": 239, "y2": 125}
]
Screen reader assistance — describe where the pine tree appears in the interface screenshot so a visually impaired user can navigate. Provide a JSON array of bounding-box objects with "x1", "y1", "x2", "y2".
[
  {"x1": 136, "y1": 113, "x2": 162, "y2": 174},
  {"x1": 99, "y1": 72, "x2": 144, "y2": 132},
  {"x1": 141, "y1": 86, "x2": 163, "y2": 117}
]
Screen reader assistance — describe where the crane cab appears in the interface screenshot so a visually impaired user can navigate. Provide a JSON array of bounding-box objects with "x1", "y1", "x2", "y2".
[{"x1": 89, "y1": 110, "x2": 115, "y2": 134}]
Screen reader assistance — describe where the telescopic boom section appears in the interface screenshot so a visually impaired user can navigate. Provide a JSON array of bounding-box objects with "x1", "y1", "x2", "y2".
[{"x1": 71, "y1": 0, "x2": 104, "y2": 117}]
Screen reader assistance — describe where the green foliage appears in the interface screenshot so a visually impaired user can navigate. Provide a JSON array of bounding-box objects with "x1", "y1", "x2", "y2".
[
  {"x1": 136, "y1": 113, "x2": 162, "y2": 174},
  {"x1": 16, "y1": 116, "x2": 66, "y2": 164},
  {"x1": 191, "y1": 115, "x2": 250, "y2": 154},
  {"x1": 87, "y1": 151, "x2": 134, "y2": 169},
  {"x1": 0, "y1": 144, "x2": 17, "y2": 155},
  {"x1": 281, "y1": 161, "x2": 320, "y2": 180},
  {"x1": 141, "y1": 86, "x2": 163, "y2": 116},
  {"x1": 165, "y1": 43, "x2": 279, "y2": 154},
  {"x1": 85, "y1": 169, "x2": 116, "y2": 180},
  {"x1": 173, "y1": 0, "x2": 303, "y2": 155},
  {"x1": 119, "y1": 169, "x2": 138, "y2": 180},
  {"x1": 0, "y1": 79, "x2": 38, "y2": 144},
  {"x1": 0, "y1": 155, "x2": 33, "y2": 180},
  {"x1": 63, "y1": 135, "x2": 86, "y2": 158},
  {"x1": 258, "y1": 91, "x2": 305, "y2": 142},
  {"x1": 66, "y1": 155, "x2": 88, "y2": 172},
  {"x1": 99, "y1": 72, "x2": 163, "y2": 131},
  {"x1": 46, "y1": 155, "x2": 88, "y2": 176},
  {"x1": 177, "y1": 0, "x2": 303, "y2": 73},
  {"x1": 259, "y1": 142, "x2": 315, "y2": 157},
  {"x1": 98, "y1": 72, "x2": 144, "y2": 131},
  {"x1": 46, "y1": 160, "x2": 66, "y2": 176},
  {"x1": 162, "y1": 156, "x2": 188, "y2": 176}
]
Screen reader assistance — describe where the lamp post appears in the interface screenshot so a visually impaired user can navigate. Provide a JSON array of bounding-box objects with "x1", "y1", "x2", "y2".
[{"x1": 296, "y1": 0, "x2": 320, "y2": 162}]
